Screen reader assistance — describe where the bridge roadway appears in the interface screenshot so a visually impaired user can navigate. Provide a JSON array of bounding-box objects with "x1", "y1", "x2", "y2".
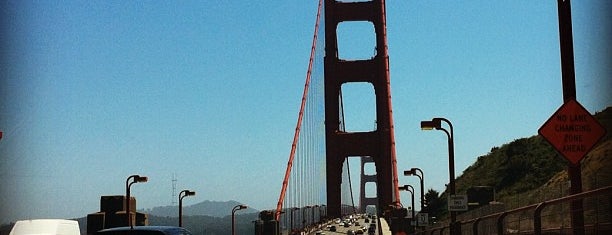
[{"x1": 305, "y1": 216, "x2": 391, "y2": 235}]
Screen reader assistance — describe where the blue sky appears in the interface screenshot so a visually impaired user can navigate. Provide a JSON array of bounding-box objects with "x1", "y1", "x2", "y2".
[{"x1": 1, "y1": 1, "x2": 610, "y2": 224}]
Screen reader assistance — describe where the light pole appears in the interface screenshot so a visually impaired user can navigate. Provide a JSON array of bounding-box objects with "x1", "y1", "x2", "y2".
[
  {"x1": 421, "y1": 117, "x2": 458, "y2": 235},
  {"x1": 404, "y1": 168, "x2": 425, "y2": 212},
  {"x1": 126, "y1": 174, "x2": 147, "y2": 228},
  {"x1": 319, "y1": 204, "x2": 325, "y2": 223},
  {"x1": 290, "y1": 207, "x2": 299, "y2": 234},
  {"x1": 178, "y1": 190, "x2": 195, "y2": 227},
  {"x1": 399, "y1": 185, "x2": 415, "y2": 222},
  {"x1": 321, "y1": 204, "x2": 326, "y2": 221},
  {"x1": 312, "y1": 205, "x2": 319, "y2": 225},
  {"x1": 302, "y1": 205, "x2": 311, "y2": 231},
  {"x1": 231, "y1": 204, "x2": 247, "y2": 235}
]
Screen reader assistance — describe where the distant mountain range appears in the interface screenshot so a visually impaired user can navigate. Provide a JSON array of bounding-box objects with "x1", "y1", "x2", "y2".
[{"x1": 141, "y1": 200, "x2": 259, "y2": 218}]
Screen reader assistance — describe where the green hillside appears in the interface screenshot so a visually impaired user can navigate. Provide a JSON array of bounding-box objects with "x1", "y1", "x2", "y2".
[
  {"x1": 455, "y1": 135, "x2": 564, "y2": 199},
  {"x1": 427, "y1": 106, "x2": 612, "y2": 219}
]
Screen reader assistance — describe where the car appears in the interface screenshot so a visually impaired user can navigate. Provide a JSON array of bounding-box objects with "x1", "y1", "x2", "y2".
[
  {"x1": 329, "y1": 226, "x2": 336, "y2": 232},
  {"x1": 355, "y1": 229, "x2": 364, "y2": 234},
  {"x1": 96, "y1": 226, "x2": 193, "y2": 235},
  {"x1": 10, "y1": 219, "x2": 80, "y2": 235},
  {"x1": 347, "y1": 230, "x2": 355, "y2": 235}
]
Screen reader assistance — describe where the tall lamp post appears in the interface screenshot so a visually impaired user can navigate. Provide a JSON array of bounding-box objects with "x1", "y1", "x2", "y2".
[
  {"x1": 178, "y1": 190, "x2": 195, "y2": 227},
  {"x1": 404, "y1": 168, "x2": 425, "y2": 211},
  {"x1": 399, "y1": 185, "x2": 415, "y2": 222},
  {"x1": 421, "y1": 117, "x2": 458, "y2": 235},
  {"x1": 231, "y1": 204, "x2": 247, "y2": 235},
  {"x1": 290, "y1": 207, "x2": 299, "y2": 234},
  {"x1": 319, "y1": 204, "x2": 325, "y2": 222},
  {"x1": 126, "y1": 174, "x2": 148, "y2": 228},
  {"x1": 302, "y1": 205, "x2": 312, "y2": 231},
  {"x1": 312, "y1": 205, "x2": 319, "y2": 224}
]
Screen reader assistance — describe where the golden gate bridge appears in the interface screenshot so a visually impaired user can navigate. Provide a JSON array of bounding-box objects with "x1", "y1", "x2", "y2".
[{"x1": 257, "y1": 0, "x2": 611, "y2": 235}]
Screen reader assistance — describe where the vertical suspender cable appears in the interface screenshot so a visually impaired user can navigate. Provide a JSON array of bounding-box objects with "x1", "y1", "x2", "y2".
[{"x1": 275, "y1": 0, "x2": 324, "y2": 220}]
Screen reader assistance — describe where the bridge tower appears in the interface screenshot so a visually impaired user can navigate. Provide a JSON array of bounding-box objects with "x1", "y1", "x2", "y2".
[
  {"x1": 359, "y1": 156, "x2": 378, "y2": 213},
  {"x1": 324, "y1": 0, "x2": 400, "y2": 218}
]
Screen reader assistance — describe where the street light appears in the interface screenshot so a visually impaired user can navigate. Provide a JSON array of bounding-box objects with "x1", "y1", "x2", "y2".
[
  {"x1": 126, "y1": 174, "x2": 147, "y2": 228},
  {"x1": 398, "y1": 185, "x2": 415, "y2": 222},
  {"x1": 319, "y1": 204, "x2": 326, "y2": 223},
  {"x1": 290, "y1": 207, "x2": 299, "y2": 234},
  {"x1": 421, "y1": 117, "x2": 458, "y2": 235},
  {"x1": 302, "y1": 205, "x2": 312, "y2": 231},
  {"x1": 312, "y1": 205, "x2": 319, "y2": 225},
  {"x1": 404, "y1": 167, "x2": 425, "y2": 211},
  {"x1": 321, "y1": 204, "x2": 328, "y2": 220},
  {"x1": 178, "y1": 190, "x2": 196, "y2": 227},
  {"x1": 231, "y1": 204, "x2": 247, "y2": 235}
]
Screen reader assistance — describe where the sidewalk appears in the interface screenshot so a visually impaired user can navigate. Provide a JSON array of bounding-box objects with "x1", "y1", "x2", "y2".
[{"x1": 379, "y1": 218, "x2": 392, "y2": 235}]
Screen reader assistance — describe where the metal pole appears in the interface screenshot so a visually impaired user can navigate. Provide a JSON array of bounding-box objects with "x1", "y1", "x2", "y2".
[
  {"x1": 439, "y1": 118, "x2": 457, "y2": 235},
  {"x1": 414, "y1": 168, "x2": 425, "y2": 212},
  {"x1": 556, "y1": 1, "x2": 583, "y2": 234},
  {"x1": 407, "y1": 186, "x2": 415, "y2": 221},
  {"x1": 290, "y1": 208, "x2": 294, "y2": 234},
  {"x1": 302, "y1": 207, "x2": 307, "y2": 231},
  {"x1": 179, "y1": 193, "x2": 183, "y2": 227},
  {"x1": 231, "y1": 205, "x2": 246, "y2": 235},
  {"x1": 231, "y1": 208, "x2": 235, "y2": 235},
  {"x1": 126, "y1": 180, "x2": 131, "y2": 228},
  {"x1": 125, "y1": 176, "x2": 135, "y2": 228},
  {"x1": 311, "y1": 207, "x2": 315, "y2": 228}
]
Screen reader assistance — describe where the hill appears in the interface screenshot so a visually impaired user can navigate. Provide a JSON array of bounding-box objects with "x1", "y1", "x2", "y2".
[
  {"x1": 146, "y1": 212, "x2": 259, "y2": 235},
  {"x1": 141, "y1": 200, "x2": 259, "y2": 218},
  {"x1": 68, "y1": 212, "x2": 259, "y2": 235},
  {"x1": 71, "y1": 201, "x2": 259, "y2": 235},
  {"x1": 433, "y1": 106, "x2": 612, "y2": 218}
]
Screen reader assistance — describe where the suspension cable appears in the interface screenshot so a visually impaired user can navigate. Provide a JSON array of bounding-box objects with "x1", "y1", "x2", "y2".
[{"x1": 275, "y1": 0, "x2": 324, "y2": 220}]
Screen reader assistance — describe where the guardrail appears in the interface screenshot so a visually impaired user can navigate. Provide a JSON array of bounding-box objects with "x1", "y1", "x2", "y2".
[{"x1": 419, "y1": 186, "x2": 612, "y2": 235}]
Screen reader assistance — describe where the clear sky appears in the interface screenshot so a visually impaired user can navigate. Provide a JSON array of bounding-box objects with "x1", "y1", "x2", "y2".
[{"x1": 1, "y1": 1, "x2": 610, "y2": 224}]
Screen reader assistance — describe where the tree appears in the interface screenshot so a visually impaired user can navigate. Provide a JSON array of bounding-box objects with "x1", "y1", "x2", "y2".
[{"x1": 423, "y1": 189, "x2": 445, "y2": 220}]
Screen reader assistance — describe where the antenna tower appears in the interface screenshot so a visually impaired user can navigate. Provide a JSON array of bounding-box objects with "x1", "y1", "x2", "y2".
[{"x1": 172, "y1": 173, "x2": 177, "y2": 205}]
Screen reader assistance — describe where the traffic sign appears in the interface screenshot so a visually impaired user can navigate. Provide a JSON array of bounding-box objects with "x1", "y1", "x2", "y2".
[
  {"x1": 538, "y1": 99, "x2": 606, "y2": 165},
  {"x1": 448, "y1": 195, "x2": 468, "y2": 211},
  {"x1": 416, "y1": 213, "x2": 429, "y2": 226}
]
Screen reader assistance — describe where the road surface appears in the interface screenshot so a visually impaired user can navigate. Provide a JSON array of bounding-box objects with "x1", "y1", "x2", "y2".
[{"x1": 307, "y1": 215, "x2": 391, "y2": 235}]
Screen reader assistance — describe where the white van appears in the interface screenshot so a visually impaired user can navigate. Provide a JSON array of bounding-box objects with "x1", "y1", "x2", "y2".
[{"x1": 9, "y1": 219, "x2": 80, "y2": 235}]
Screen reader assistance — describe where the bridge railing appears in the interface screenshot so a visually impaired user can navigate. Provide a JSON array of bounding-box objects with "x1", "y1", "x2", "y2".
[{"x1": 418, "y1": 186, "x2": 612, "y2": 235}]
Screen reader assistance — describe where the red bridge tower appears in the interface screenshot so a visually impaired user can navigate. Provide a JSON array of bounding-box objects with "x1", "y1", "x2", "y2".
[{"x1": 324, "y1": 0, "x2": 400, "y2": 218}]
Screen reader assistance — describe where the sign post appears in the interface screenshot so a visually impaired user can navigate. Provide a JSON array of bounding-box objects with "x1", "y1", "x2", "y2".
[
  {"x1": 544, "y1": 1, "x2": 608, "y2": 234},
  {"x1": 539, "y1": 98, "x2": 606, "y2": 235}
]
